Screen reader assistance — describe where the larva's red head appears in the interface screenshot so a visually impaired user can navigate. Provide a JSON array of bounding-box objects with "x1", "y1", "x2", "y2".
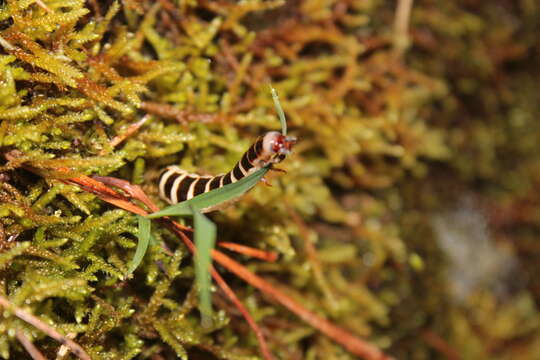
[
  {"x1": 271, "y1": 134, "x2": 297, "y2": 154},
  {"x1": 261, "y1": 131, "x2": 297, "y2": 164}
]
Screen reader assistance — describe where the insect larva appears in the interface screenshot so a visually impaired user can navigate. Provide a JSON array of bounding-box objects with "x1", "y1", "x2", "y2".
[{"x1": 158, "y1": 131, "x2": 296, "y2": 210}]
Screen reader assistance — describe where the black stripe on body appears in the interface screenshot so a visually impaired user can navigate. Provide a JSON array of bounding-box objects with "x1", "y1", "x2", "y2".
[
  {"x1": 240, "y1": 153, "x2": 254, "y2": 172},
  {"x1": 246, "y1": 144, "x2": 259, "y2": 162},
  {"x1": 222, "y1": 172, "x2": 233, "y2": 185},
  {"x1": 232, "y1": 163, "x2": 244, "y2": 180},
  {"x1": 255, "y1": 137, "x2": 263, "y2": 154},
  {"x1": 208, "y1": 176, "x2": 222, "y2": 190},
  {"x1": 193, "y1": 177, "x2": 211, "y2": 197},
  {"x1": 163, "y1": 172, "x2": 178, "y2": 197},
  {"x1": 177, "y1": 176, "x2": 197, "y2": 202}
]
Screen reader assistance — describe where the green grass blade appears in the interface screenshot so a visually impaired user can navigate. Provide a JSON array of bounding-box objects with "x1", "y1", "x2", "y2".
[
  {"x1": 128, "y1": 215, "x2": 151, "y2": 275},
  {"x1": 193, "y1": 209, "x2": 217, "y2": 326},
  {"x1": 271, "y1": 87, "x2": 287, "y2": 135},
  {"x1": 147, "y1": 167, "x2": 269, "y2": 218}
]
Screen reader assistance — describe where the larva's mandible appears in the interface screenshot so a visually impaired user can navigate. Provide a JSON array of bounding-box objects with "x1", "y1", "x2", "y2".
[{"x1": 158, "y1": 131, "x2": 296, "y2": 207}]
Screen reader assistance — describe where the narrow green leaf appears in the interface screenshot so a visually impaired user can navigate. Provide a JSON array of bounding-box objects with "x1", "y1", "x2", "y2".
[
  {"x1": 128, "y1": 215, "x2": 151, "y2": 274},
  {"x1": 271, "y1": 86, "x2": 287, "y2": 135},
  {"x1": 147, "y1": 167, "x2": 269, "y2": 218},
  {"x1": 193, "y1": 209, "x2": 216, "y2": 326}
]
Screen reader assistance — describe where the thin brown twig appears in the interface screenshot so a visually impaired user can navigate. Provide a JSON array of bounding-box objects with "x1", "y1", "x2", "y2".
[
  {"x1": 218, "y1": 242, "x2": 278, "y2": 262},
  {"x1": 394, "y1": 0, "x2": 414, "y2": 56},
  {"x1": 210, "y1": 267, "x2": 273, "y2": 360},
  {"x1": 421, "y1": 330, "x2": 461, "y2": 360},
  {"x1": 15, "y1": 330, "x2": 48, "y2": 360},
  {"x1": 86, "y1": 0, "x2": 101, "y2": 17},
  {"x1": 285, "y1": 204, "x2": 338, "y2": 311},
  {"x1": 100, "y1": 114, "x2": 150, "y2": 155},
  {"x1": 0, "y1": 295, "x2": 90, "y2": 360},
  {"x1": 159, "y1": 9, "x2": 183, "y2": 45},
  {"x1": 220, "y1": 38, "x2": 257, "y2": 90},
  {"x1": 141, "y1": 101, "x2": 220, "y2": 125},
  {"x1": 220, "y1": 38, "x2": 241, "y2": 72},
  {"x1": 34, "y1": 0, "x2": 52, "y2": 13}
]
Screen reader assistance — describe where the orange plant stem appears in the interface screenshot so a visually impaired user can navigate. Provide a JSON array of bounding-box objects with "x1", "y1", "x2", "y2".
[{"x1": 218, "y1": 242, "x2": 278, "y2": 262}]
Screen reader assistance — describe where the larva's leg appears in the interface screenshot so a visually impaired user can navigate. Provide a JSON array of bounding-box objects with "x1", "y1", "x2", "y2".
[
  {"x1": 260, "y1": 177, "x2": 272, "y2": 187},
  {"x1": 269, "y1": 167, "x2": 287, "y2": 174}
]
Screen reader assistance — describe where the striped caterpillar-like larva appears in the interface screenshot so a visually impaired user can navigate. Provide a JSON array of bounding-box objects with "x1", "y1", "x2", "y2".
[{"x1": 158, "y1": 131, "x2": 296, "y2": 211}]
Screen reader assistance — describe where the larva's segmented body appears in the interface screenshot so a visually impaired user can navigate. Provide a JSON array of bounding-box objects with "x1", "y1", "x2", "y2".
[{"x1": 158, "y1": 131, "x2": 296, "y2": 211}]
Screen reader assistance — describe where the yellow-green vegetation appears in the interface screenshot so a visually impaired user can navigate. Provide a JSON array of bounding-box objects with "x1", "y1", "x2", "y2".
[{"x1": 1, "y1": 0, "x2": 540, "y2": 359}]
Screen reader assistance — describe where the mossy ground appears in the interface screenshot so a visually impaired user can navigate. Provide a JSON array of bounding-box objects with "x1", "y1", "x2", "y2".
[{"x1": 1, "y1": 0, "x2": 540, "y2": 359}]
